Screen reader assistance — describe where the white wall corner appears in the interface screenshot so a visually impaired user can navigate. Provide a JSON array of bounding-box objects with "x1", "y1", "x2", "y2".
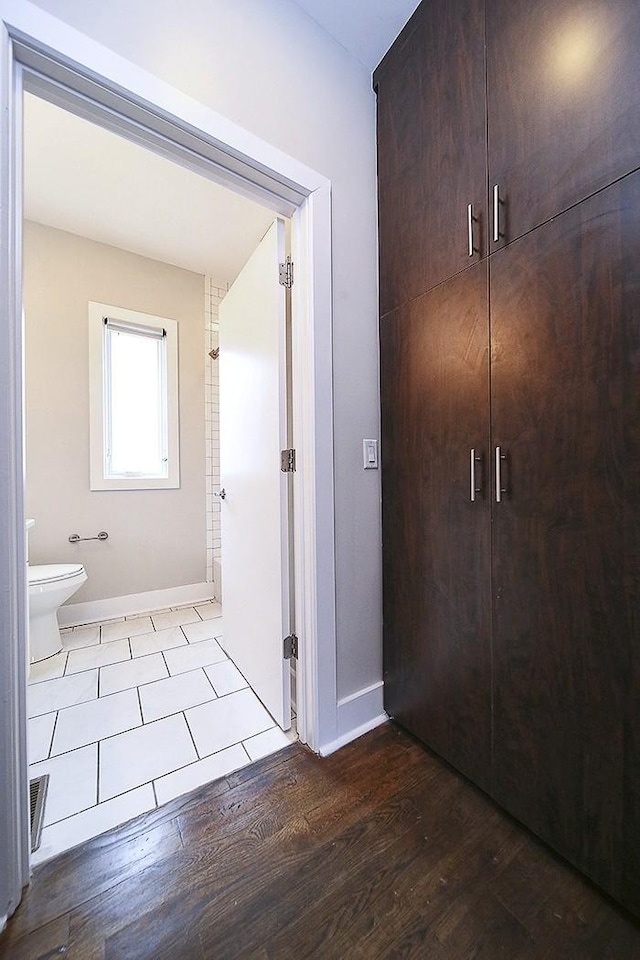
[{"x1": 318, "y1": 680, "x2": 387, "y2": 756}]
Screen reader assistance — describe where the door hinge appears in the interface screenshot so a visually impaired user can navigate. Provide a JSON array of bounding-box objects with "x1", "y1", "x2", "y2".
[
  {"x1": 281, "y1": 448, "x2": 296, "y2": 472},
  {"x1": 279, "y1": 256, "x2": 294, "y2": 288},
  {"x1": 283, "y1": 634, "x2": 298, "y2": 660}
]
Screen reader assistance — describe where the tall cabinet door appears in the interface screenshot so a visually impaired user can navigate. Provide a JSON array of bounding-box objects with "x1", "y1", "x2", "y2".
[
  {"x1": 374, "y1": 0, "x2": 487, "y2": 317},
  {"x1": 490, "y1": 171, "x2": 640, "y2": 902},
  {"x1": 487, "y1": 0, "x2": 640, "y2": 249},
  {"x1": 380, "y1": 262, "x2": 492, "y2": 790}
]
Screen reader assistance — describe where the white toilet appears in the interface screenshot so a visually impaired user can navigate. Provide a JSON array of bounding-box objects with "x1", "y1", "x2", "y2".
[
  {"x1": 28, "y1": 565, "x2": 87, "y2": 662},
  {"x1": 26, "y1": 521, "x2": 87, "y2": 662}
]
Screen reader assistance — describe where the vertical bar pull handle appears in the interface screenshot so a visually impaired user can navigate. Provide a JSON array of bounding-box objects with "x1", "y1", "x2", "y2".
[
  {"x1": 495, "y1": 446, "x2": 507, "y2": 502},
  {"x1": 467, "y1": 203, "x2": 475, "y2": 257},
  {"x1": 493, "y1": 184, "x2": 500, "y2": 243},
  {"x1": 470, "y1": 448, "x2": 481, "y2": 501}
]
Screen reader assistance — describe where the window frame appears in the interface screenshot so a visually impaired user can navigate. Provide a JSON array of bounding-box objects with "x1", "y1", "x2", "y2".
[{"x1": 88, "y1": 301, "x2": 180, "y2": 490}]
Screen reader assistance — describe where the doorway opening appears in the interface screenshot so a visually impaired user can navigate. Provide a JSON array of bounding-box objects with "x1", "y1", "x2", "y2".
[
  {"x1": 22, "y1": 92, "x2": 300, "y2": 863},
  {"x1": 1, "y1": 13, "x2": 336, "y2": 922}
]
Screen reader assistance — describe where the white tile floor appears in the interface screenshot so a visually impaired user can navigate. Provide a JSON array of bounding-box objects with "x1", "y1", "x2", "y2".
[{"x1": 28, "y1": 600, "x2": 295, "y2": 865}]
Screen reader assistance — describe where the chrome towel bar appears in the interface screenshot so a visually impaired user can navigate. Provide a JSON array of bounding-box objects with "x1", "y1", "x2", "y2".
[{"x1": 68, "y1": 531, "x2": 109, "y2": 543}]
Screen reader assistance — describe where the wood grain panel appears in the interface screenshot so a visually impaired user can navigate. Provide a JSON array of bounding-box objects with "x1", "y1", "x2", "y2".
[
  {"x1": 374, "y1": 0, "x2": 488, "y2": 316},
  {"x1": 487, "y1": 0, "x2": 640, "y2": 248},
  {"x1": 490, "y1": 170, "x2": 640, "y2": 908},
  {"x1": 2, "y1": 727, "x2": 639, "y2": 959},
  {"x1": 380, "y1": 262, "x2": 492, "y2": 789}
]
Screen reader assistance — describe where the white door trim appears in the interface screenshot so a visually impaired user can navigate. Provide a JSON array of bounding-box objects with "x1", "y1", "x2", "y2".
[
  {"x1": 0, "y1": 14, "x2": 30, "y2": 932},
  {"x1": 0, "y1": 0, "x2": 337, "y2": 924}
]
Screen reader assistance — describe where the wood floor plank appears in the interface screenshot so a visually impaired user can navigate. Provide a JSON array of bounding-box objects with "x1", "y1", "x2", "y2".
[
  {"x1": 2, "y1": 818, "x2": 183, "y2": 948},
  {"x1": 69, "y1": 734, "x2": 431, "y2": 957},
  {"x1": 197, "y1": 792, "x2": 436, "y2": 957},
  {"x1": 306, "y1": 798, "x2": 525, "y2": 960},
  {"x1": 0, "y1": 914, "x2": 70, "y2": 960},
  {"x1": 104, "y1": 918, "x2": 206, "y2": 960},
  {"x1": 1, "y1": 724, "x2": 639, "y2": 960},
  {"x1": 249, "y1": 768, "x2": 475, "y2": 957}
]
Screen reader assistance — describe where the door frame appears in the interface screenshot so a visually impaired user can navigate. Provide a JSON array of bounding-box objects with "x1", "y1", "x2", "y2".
[{"x1": 0, "y1": 1, "x2": 337, "y2": 925}]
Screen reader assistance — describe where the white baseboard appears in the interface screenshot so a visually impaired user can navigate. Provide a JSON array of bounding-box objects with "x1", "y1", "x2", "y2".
[
  {"x1": 319, "y1": 680, "x2": 387, "y2": 756},
  {"x1": 58, "y1": 581, "x2": 216, "y2": 628}
]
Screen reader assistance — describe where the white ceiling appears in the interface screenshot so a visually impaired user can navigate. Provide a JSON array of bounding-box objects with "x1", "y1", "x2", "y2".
[
  {"x1": 23, "y1": 3, "x2": 419, "y2": 280},
  {"x1": 23, "y1": 93, "x2": 276, "y2": 282},
  {"x1": 293, "y1": 0, "x2": 420, "y2": 70}
]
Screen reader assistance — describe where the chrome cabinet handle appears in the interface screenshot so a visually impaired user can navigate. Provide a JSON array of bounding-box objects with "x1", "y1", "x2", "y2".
[
  {"x1": 493, "y1": 184, "x2": 500, "y2": 242},
  {"x1": 467, "y1": 203, "x2": 475, "y2": 257},
  {"x1": 495, "y1": 447, "x2": 507, "y2": 502},
  {"x1": 470, "y1": 448, "x2": 482, "y2": 501}
]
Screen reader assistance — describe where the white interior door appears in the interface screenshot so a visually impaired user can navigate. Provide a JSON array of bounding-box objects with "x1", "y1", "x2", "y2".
[{"x1": 219, "y1": 218, "x2": 291, "y2": 730}]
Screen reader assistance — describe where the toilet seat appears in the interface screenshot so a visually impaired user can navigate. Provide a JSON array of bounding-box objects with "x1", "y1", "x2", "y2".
[{"x1": 28, "y1": 563, "x2": 85, "y2": 586}]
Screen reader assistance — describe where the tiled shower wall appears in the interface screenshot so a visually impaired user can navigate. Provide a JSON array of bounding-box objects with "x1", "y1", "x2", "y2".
[{"x1": 204, "y1": 277, "x2": 228, "y2": 598}]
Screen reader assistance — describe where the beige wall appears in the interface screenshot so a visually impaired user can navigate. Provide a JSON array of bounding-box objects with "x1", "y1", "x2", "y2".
[{"x1": 24, "y1": 221, "x2": 206, "y2": 603}]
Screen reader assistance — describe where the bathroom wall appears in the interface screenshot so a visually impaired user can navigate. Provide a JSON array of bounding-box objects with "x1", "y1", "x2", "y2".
[{"x1": 24, "y1": 220, "x2": 207, "y2": 604}]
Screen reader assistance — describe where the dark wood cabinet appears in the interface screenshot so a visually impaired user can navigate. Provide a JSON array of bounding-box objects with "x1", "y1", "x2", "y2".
[
  {"x1": 374, "y1": 0, "x2": 487, "y2": 317},
  {"x1": 487, "y1": 0, "x2": 640, "y2": 249},
  {"x1": 380, "y1": 264, "x2": 492, "y2": 790},
  {"x1": 490, "y1": 172, "x2": 640, "y2": 898},
  {"x1": 376, "y1": 0, "x2": 640, "y2": 920}
]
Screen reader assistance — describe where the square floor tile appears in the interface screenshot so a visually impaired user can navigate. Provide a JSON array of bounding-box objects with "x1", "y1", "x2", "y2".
[
  {"x1": 32, "y1": 784, "x2": 156, "y2": 867},
  {"x1": 164, "y1": 639, "x2": 226, "y2": 676},
  {"x1": 29, "y1": 670, "x2": 98, "y2": 718},
  {"x1": 62, "y1": 624, "x2": 101, "y2": 650},
  {"x1": 139, "y1": 669, "x2": 216, "y2": 724},
  {"x1": 204, "y1": 660, "x2": 248, "y2": 697},
  {"x1": 101, "y1": 617, "x2": 153, "y2": 643},
  {"x1": 151, "y1": 608, "x2": 200, "y2": 631},
  {"x1": 99, "y1": 714, "x2": 197, "y2": 801},
  {"x1": 29, "y1": 651, "x2": 68, "y2": 684},
  {"x1": 243, "y1": 726, "x2": 291, "y2": 762},
  {"x1": 100, "y1": 653, "x2": 168, "y2": 697},
  {"x1": 30, "y1": 743, "x2": 98, "y2": 826},
  {"x1": 52, "y1": 688, "x2": 141, "y2": 755},
  {"x1": 194, "y1": 602, "x2": 222, "y2": 621},
  {"x1": 182, "y1": 619, "x2": 222, "y2": 643},
  {"x1": 186, "y1": 688, "x2": 274, "y2": 758},
  {"x1": 130, "y1": 626, "x2": 187, "y2": 659},
  {"x1": 154, "y1": 744, "x2": 248, "y2": 806},
  {"x1": 28, "y1": 712, "x2": 56, "y2": 763},
  {"x1": 66, "y1": 639, "x2": 131, "y2": 675}
]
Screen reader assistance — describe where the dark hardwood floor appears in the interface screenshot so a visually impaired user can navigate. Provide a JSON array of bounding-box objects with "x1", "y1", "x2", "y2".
[{"x1": 2, "y1": 723, "x2": 639, "y2": 959}]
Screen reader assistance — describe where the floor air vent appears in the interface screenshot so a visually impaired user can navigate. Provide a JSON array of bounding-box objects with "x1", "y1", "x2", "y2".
[{"x1": 30, "y1": 774, "x2": 49, "y2": 853}]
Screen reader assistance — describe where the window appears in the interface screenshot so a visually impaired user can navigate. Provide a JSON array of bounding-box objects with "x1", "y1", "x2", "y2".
[{"x1": 89, "y1": 302, "x2": 180, "y2": 490}]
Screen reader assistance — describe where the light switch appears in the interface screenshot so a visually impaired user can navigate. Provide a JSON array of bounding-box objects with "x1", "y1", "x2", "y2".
[{"x1": 363, "y1": 439, "x2": 379, "y2": 470}]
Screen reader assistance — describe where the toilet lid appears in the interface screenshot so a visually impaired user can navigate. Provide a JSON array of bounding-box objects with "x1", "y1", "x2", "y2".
[{"x1": 28, "y1": 563, "x2": 85, "y2": 585}]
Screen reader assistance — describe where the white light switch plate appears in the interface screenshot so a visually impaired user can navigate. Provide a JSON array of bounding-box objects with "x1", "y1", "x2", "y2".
[{"x1": 363, "y1": 439, "x2": 379, "y2": 469}]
